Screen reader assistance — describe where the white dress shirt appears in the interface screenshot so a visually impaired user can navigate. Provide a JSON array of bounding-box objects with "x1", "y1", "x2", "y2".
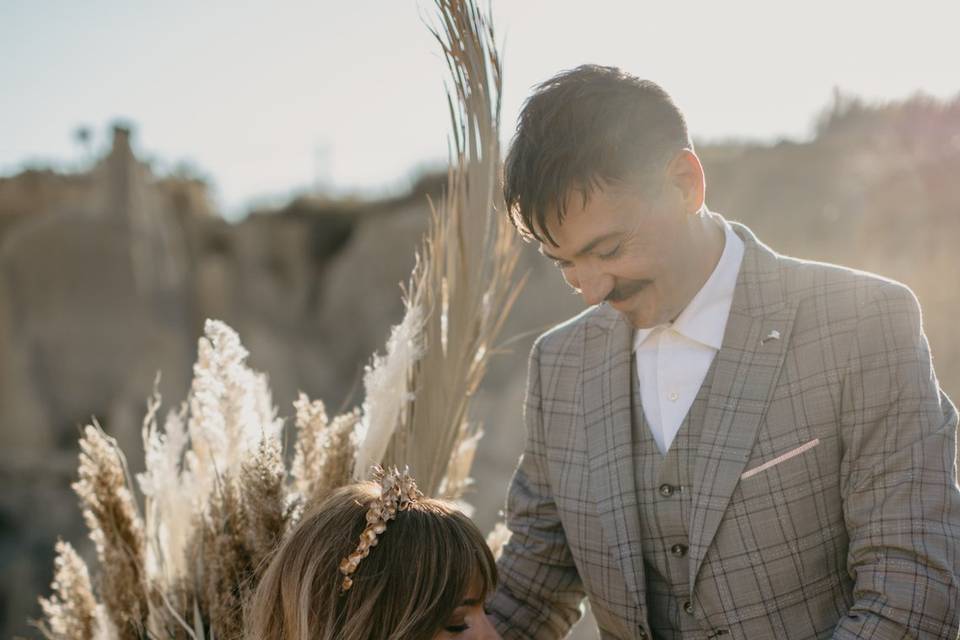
[{"x1": 633, "y1": 220, "x2": 744, "y2": 455}]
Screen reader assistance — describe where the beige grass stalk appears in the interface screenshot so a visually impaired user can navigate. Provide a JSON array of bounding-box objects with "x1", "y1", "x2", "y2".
[
  {"x1": 293, "y1": 393, "x2": 359, "y2": 507},
  {"x1": 37, "y1": 540, "x2": 99, "y2": 640},
  {"x1": 185, "y1": 320, "x2": 283, "y2": 508},
  {"x1": 382, "y1": 0, "x2": 524, "y2": 496},
  {"x1": 73, "y1": 424, "x2": 149, "y2": 640},
  {"x1": 316, "y1": 410, "x2": 361, "y2": 503},
  {"x1": 437, "y1": 428, "x2": 481, "y2": 500},
  {"x1": 196, "y1": 477, "x2": 250, "y2": 640},
  {"x1": 138, "y1": 383, "x2": 194, "y2": 608},
  {"x1": 240, "y1": 435, "x2": 292, "y2": 573},
  {"x1": 290, "y1": 392, "x2": 328, "y2": 498},
  {"x1": 354, "y1": 288, "x2": 426, "y2": 478}
]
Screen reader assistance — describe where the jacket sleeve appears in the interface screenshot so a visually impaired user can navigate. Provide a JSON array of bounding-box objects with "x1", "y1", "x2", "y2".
[
  {"x1": 832, "y1": 283, "x2": 960, "y2": 639},
  {"x1": 487, "y1": 339, "x2": 586, "y2": 639}
]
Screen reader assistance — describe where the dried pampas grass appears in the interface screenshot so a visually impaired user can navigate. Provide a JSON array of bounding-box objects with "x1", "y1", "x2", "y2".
[
  {"x1": 36, "y1": 540, "x2": 98, "y2": 640},
  {"x1": 73, "y1": 424, "x2": 149, "y2": 639},
  {"x1": 138, "y1": 383, "x2": 192, "y2": 595},
  {"x1": 290, "y1": 392, "x2": 328, "y2": 496},
  {"x1": 196, "y1": 476, "x2": 250, "y2": 640},
  {"x1": 38, "y1": 0, "x2": 517, "y2": 636},
  {"x1": 240, "y1": 436, "x2": 293, "y2": 572},
  {"x1": 292, "y1": 394, "x2": 360, "y2": 509},
  {"x1": 355, "y1": 291, "x2": 425, "y2": 478},
  {"x1": 185, "y1": 320, "x2": 283, "y2": 508},
  {"x1": 379, "y1": 0, "x2": 524, "y2": 498},
  {"x1": 38, "y1": 320, "x2": 361, "y2": 640}
]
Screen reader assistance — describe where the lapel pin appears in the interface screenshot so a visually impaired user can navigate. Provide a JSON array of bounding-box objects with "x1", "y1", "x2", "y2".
[{"x1": 761, "y1": 329, "x2": 781, "y2": 345}]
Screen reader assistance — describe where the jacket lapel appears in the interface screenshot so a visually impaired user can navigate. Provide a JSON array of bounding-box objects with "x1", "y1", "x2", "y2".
[
  {"x1": 582, "y1": 304, "x2": 647, "y2": 621},
  {"x1": 688, "y1": 223, "x2": 799, "y2": 587}
]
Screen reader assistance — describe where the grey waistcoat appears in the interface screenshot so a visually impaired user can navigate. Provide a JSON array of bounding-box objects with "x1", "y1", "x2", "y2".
[{"x1": 632, "y1": 352, "x2": 719, "y2": 640}]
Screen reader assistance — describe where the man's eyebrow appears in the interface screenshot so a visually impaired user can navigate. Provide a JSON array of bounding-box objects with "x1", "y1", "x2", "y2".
[
  {"x1": 539, "y1": 232, "x2": 623, "y2": 262},
  {"x1": 460, "y1": 598, "x2": 482, "y2": 606}
]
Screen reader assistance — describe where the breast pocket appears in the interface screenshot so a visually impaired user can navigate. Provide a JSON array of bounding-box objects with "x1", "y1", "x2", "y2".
[{"x1": 728, "y1": 434, "x2": 845, "y2": 585}]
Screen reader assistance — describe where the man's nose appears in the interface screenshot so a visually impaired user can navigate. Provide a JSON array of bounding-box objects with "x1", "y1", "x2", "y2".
[{"x1": 569, "y1": 266, "x2": 613, "y2": 307}]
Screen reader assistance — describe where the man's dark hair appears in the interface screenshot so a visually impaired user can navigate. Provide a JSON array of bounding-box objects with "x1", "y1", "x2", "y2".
[{"x1": 503, "y1": 65, "x2": 692, "y2": 245}]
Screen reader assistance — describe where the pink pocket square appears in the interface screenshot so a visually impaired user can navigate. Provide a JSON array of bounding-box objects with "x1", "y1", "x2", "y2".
[{"x1": 741, "y1": 438, "x2": 820, "y2": 480}]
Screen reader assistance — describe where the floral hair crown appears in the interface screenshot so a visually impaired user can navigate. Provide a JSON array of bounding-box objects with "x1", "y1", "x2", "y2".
[{"x1": 338, "y1": 465, "x2": 422, "y2": 592}]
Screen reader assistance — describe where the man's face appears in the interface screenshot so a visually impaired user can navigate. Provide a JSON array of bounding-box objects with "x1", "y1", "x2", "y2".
[{"x1": 538, "y1": 182, "x2": 701, "y2": 329}]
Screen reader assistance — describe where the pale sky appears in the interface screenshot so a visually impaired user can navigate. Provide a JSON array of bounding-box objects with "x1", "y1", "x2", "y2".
[{"x1": 2, "y1": 1, "x2": 958, "y2": 219}]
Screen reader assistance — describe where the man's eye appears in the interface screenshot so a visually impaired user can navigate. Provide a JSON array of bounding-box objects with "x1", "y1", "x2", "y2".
[
  {"x1": 552, "y1": 259, "x2": 572, "y2": 269},
  {"x1": 598, "y1": 244, "x2": 622, "y2": 260},
  {"x1": 445, "y1": 623, "x2": 469, "y2": 632}
]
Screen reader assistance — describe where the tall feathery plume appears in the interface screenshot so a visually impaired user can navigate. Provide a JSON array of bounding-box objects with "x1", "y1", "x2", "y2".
[
  {"x1": 181, "y1": 320, "x2": 285, "y2": 640},
  {"x1": 382, "y1": 0, "x2": 524, "y2": 496},
  {"x1": 292, "y1": 393, "x2": 358, "y2": 508},
  {"x1": 137, "y1": 382, "x2": 193, "y2": 600},
  {"x1": 354, "y1": 282, "x2": 426, "y2": 478},
  {"x1": 239, "y1": 435, "x2": 293, "y2": 573},
  {"x1": 196, "y1": 476, "x2": 250, "y2": 640},
  {"x1": 184, "y1": 319, "x2": 283, "y2": 507},
  {"x1": 290, "y1": 392, "x2": 328, "y2": 498},
  {"x1": 73, "y1": 424, "x2": 149, "y2": 640},
  {"x1": 36, "y1": 540, "x2": 99, "y2": 640},
  {"x1": 314, "y1": 409, "x2": 361, "y2": 505},
  {"x1": 437, "y1": 428, "x2": 482, "y2": 501}
]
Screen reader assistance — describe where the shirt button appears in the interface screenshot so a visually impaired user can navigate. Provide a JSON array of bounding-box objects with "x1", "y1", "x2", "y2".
[
  {"x1": 669, "y1": 391, "x2": 679, "y2": 401},
  {"x1": 683, "y1": 600, "x2": 695, "y2": 615},
  {"x1": 637, "y1": 629, "x2": 648, "y2": 639},
  {"x1": 659, "y1": 484, "x2": 675, "y2": 497},
  {"x1": 670, "y1": 543, "x2": 688, "y2": 557}
]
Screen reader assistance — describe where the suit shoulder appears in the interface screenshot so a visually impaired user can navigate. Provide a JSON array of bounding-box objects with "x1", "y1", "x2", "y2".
[
  {"x1": 532, "y1": 304, "x2": 604, "y2": 358},
  {"x1": 777, "y1": 254, "x2": 919, "y2": 313}
]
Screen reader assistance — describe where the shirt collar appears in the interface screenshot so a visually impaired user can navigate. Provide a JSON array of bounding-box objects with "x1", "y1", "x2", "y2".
[{"x1": 633, "y1": 219, "x2": 745, "y2": 351}]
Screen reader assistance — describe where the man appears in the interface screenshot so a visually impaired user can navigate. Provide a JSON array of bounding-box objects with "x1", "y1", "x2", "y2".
[{"x1": 487, "y1": 65, "x2": 960, "y2": 639}]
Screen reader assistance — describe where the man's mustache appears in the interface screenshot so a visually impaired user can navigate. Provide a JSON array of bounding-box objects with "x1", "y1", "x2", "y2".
[{"x1": 605, "y1": 279, "x2": 651, "y2": 303}]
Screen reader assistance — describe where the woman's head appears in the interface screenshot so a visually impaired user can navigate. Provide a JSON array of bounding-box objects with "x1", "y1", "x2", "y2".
[{"x1": 246, "y1": 481, "x2": 499, "y2": 640}]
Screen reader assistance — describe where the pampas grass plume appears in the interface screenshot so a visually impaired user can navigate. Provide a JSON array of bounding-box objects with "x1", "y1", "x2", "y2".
[
  {"x1": 355, "y1": 301, "x2": 425, "y2": 477},
  {"x1": 291, "y1": 393, "x2": 328, "y2": 500},
  {"x1": 186, "y1": 320, "x2": 282, "y2": 506},
  {"x1": 138, "y1": 384, "x2": 193, "y2": 593},
  {"x1": 73, "y1": 424, "x2": 148, "y2": 639},
  {"x1": 240, "y1": 435, "x2": 292, "y2": 572},
  {"x1": 311, "y1": 409, "x2": 360, "y2": 507},
  {"x1": 197, "y1": 477, "x2": 249, "y2": 640},
  {"x1": 37, "y1": 540, "x2": 98, "y2": 640}
]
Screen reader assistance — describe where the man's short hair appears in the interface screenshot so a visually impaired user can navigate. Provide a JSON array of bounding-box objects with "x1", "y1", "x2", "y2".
[{"x1": 503, "y1": 65, "x2": 693, "y2": 245}]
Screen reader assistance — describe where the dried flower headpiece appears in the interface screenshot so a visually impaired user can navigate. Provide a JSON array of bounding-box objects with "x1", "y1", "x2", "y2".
[{"x1": 338, "y1": 465, "x2": 422, "y2": 592}]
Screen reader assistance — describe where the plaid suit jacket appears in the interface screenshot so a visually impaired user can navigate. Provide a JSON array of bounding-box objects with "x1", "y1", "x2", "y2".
[{"x1": 489, "y1": 221, "x2": 960, "y2": 639}]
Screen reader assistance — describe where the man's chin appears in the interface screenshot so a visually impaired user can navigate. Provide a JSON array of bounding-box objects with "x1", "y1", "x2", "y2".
[
  {"x1": 608, "y1": 298, "x2": 648, "y2": 327},
  {"x1": 608, "y1": 296, "x2": 663, "y2": 329}
]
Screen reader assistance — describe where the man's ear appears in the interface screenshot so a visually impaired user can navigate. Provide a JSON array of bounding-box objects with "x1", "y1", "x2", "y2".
[{"x1": 666, "y1": 149, "x2": 705, "y2": 214}]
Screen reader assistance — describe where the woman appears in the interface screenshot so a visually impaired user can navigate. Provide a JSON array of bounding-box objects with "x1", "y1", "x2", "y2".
[{"x1": 246, "y1": 467, "x2": 501, "y2": 640}]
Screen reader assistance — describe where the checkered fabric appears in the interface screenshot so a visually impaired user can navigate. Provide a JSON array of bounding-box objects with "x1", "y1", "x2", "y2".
[
  {"x1": 488, "y1": 220, "x2": 960, "y2": 640},
  {"x1": 632, "y1": 353, "x2": 712, "y2": 639}
]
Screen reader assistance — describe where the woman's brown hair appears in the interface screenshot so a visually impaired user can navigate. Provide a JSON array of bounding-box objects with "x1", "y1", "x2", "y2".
[{"x1": 245, "y1": 482, "x2": 497, "y2": 640}]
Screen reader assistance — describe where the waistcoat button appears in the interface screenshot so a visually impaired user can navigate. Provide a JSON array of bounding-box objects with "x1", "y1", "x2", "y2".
[
  {"x1": 637, "y1": 628, "x2": 648, "y2": 639},
  {"x1": 683, "y1": 600, "x2": 694, "y2": 615},
  {"x1": 670, "y1": 543, "x2": 688, "y2": 557},
  {"x1": 659, "y1": 483, "x2": 675, "y2": 497}
]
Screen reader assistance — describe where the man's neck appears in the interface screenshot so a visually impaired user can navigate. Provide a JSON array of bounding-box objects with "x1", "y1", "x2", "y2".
[{"x1": 671, "y1": 211, "x2": 726, "y2": 323}]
